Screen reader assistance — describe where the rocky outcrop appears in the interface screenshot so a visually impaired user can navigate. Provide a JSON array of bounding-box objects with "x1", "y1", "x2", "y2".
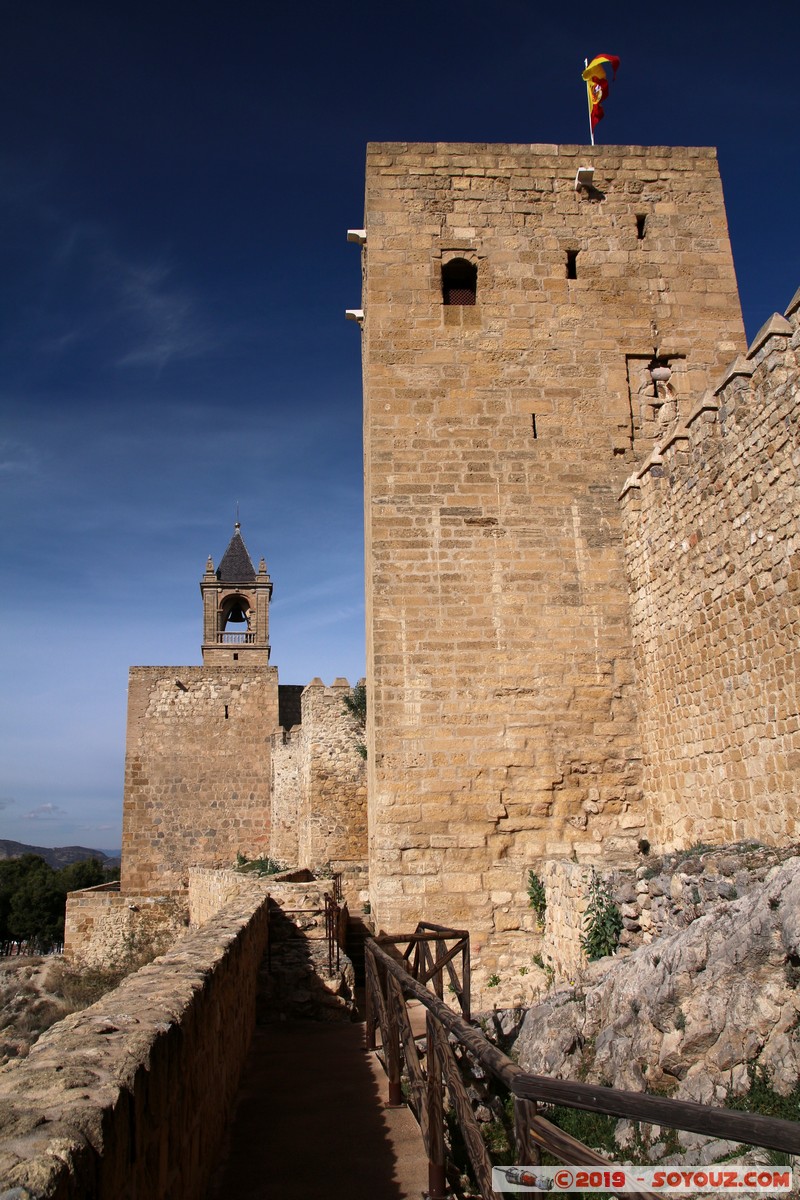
[{"x1": 511, "y1": 857, "x2": 800, "y2": 1110}]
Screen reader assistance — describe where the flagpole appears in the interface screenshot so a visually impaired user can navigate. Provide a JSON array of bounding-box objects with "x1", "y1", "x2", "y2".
[{"x1": 584, "y1": 58, "x2": 595, "y2": 146}]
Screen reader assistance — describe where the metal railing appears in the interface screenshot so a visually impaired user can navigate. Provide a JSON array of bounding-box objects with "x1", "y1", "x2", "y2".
[
  {"x1": 324, "y1": 886, "x2": 348, "y2": 973},
  {"x1": 365, "y1": 925, "x2": 800, "y2": 1200},
  {"x1": 216, "y1": 631, "x2": 256, "y2": 644}
]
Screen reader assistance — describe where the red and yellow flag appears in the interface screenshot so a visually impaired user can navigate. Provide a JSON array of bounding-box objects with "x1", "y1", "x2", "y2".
[{"x1": 582, "y1": 54, "x2": 620, "y2": 131}]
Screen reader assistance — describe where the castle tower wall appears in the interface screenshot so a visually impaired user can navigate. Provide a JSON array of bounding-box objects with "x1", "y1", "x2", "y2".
[
  {"x1": 360, "y1": 143, "x2": 746, "y2": 968},
  {"x1": 621, "y1": 293, "x2": 800, "y2": 848},
  {"x1": 121, "y1": 665, "x2": 279, "y2": 894}
]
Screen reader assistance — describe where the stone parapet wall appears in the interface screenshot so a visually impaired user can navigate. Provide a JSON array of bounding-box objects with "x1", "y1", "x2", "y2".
[
  {"x1": 64, "y1": 884, "x2": 188, "y2": 968},
  {"x1": 0, "y1": 890, "x2": 270, "y2": 1199},
  {"x1": 621, "y1": 288, "x2": 800, "y2": 849},
  {"x1": 188, "y1": 866, "x2": 268, "y2": 926},
  {"x1": 189, "y1": 866, "x2": 329, "y2": 930}
]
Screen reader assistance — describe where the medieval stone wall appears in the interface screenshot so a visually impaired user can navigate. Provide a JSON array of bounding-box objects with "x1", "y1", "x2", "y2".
[
  {"x1": 64, "y1": 883, "x2": 188, "y2": 969},
  {"x1": 270, "y1": 679, "x2": 367, "y2": 898},
  {"x1": 0, "y1": 890, "x2": 270, "y2": 1199},
  {"x1": 270, "y1": 728, "x2": 301, "y2": 865},
  {"x1": 621, "y1": 291, "x2": 800, "y2": 849},
  {"x1": 360, "y1": 142, "x2": 746, "y2": 977},
  {"x1": 121, "y1": 665, "x2": 279, "y2": 895}
]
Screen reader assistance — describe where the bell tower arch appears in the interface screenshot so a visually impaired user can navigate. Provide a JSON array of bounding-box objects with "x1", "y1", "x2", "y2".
[{"x1": 200, "y1": 522, "x2": 272, "y2": 665}]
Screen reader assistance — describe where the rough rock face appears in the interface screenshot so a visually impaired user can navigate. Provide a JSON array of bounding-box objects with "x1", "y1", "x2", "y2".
[{"x1": 512, "y1": 857, "x2": 800, "y2": 1108}]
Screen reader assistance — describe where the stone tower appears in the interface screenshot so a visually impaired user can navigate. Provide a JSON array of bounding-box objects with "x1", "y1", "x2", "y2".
[
  {"x1": 201, "y1": 522, "x2": 273, "y2": 666},
  {"x1": 357, "y1": 143, "x2": 746, "y2": 971},
  {"x1": 121, "y1": 523, "x2": 279, "y2": 894}
]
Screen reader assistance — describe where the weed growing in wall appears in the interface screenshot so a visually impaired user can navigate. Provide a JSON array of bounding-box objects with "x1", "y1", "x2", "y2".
[
  {"x1": 526, "y1": 871, "x2": 546, "y2": 924},
  {"x1": 580, "y1": 872, "x2": 622, "y2": 962}
]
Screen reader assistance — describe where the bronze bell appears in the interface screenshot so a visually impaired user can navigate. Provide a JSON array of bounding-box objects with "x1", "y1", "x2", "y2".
[{"x1": 225, "y1": 602, "x2": 249, "y2": 624}]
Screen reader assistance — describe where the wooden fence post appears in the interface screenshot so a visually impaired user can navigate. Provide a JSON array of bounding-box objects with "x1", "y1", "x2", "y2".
[{"x1": 426, "y1": 1011, "x2": 448, "y2": 1200}]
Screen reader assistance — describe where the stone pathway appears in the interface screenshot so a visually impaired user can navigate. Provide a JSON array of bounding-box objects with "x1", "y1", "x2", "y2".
[{"x1": 205, "y1": 1018, "x2": 429, "y2": 1200}]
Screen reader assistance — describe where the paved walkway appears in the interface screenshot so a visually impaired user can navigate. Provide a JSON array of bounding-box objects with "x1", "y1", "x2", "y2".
[{"x1": 205, "y1": 1018, "x2": 429, "y2": 1200}]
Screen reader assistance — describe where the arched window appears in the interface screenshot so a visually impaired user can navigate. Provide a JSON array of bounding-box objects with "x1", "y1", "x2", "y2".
[{"x1": 442, "y1": 258, "x2": 477, "y2": 306}]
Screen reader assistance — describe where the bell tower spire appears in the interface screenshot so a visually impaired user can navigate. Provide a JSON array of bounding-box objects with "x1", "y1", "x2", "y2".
[{"x1": 200, "y1": 522, "x2": 272, "y2": 665}]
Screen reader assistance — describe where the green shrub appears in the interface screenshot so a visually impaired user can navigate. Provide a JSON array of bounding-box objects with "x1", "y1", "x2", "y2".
[
  {"x1": 527, "y1": 871, "x2": 547, "y2": 923},
  {"x1": 235, "y1": 852, "x2": 285, "y2": 876},
  {"x1": 580, "y1": 872, "x2": 622, "y2": 962}
]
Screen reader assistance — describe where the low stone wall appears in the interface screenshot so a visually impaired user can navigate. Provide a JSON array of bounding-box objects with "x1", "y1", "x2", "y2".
[
  {"x1": 188, "y1": 867, "x2": 356, "y2": 1020},
  {"x1": 64, "y1": 883, "x2": 188, "y2": 968},
  {"x1": 188, "y1": 866, "x2": 316, "y2": 927},
  {"x1": 188, "y1": 866, "x2": 265, "y2": 926},
  {"x1": 539, "y1": 860, "x2": 594, "y2": 982},
  {"x1": 0, "y1": 890, "x2": 269, "y2": 1199},
  {"x1": 509, "y1": 844, "x2": 800, "y2": 1006}
]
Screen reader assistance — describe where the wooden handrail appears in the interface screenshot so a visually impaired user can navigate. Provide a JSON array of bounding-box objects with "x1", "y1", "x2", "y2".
[{"x1": 366, "y1": 935, "x2": 800, "y2": 1159}]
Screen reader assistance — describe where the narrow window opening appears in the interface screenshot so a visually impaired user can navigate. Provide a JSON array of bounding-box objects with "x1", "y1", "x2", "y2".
[
  {"x1": 566, "y1": 250, "x2": 578, "y2": 280},
  {"x1": 442, "y1": 258, "x2": 477, "y2": 305},
  {"x1": 636, "y1": 214, "x2": 647, "y2": 240},
  {"x1": 531, "y1": 413, "x2": 538, "y2": 440},
  {"x1": 224, "y1": 704, "x2": 229, "y2": 719},
  {"x1": 233, "y1": 653, "x2": 239, "y2": 661}
]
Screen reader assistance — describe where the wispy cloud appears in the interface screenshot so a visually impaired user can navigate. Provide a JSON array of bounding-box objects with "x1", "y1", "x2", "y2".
[
  {"x1": 0, "y1": 440, "x2": 38, "y2": 475},
  {"x1": 1, "y1": 176, "x2": 215, "y2": 374},
  {"x1": 23, "y1": 802, "x2": 65, "y2": 822},
  {"x1": 0, "y1": 796, "x2": 16, "y2": 811},
  {"x1": 111, "y1": 258, "x2": 215, "y2": 370}
]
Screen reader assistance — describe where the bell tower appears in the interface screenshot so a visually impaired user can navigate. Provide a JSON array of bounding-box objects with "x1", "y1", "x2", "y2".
[{"x1": 200, "y1": 522, "x2": 272, "y2": 666}]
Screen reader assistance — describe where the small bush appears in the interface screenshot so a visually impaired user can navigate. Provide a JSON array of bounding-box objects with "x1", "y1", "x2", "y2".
[
  {"x1": 580, "y1": 872, "x2": 622, "y2": 962},
  {"x1": 527, "y1": 871, "x2": 547, "y2": 923},
  {"x1": 235, "y1": 852, "x2": 285, "y2": 877}
]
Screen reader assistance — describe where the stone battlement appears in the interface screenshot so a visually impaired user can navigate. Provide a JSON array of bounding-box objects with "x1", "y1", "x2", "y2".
[{"x1": 620, "y1": 285, "x2": 800, "y2": 849}]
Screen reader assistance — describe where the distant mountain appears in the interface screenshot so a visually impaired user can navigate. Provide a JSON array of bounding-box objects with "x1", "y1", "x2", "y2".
[{"x1": 0, "y1": 841, "x2": 120, "y2": 869}]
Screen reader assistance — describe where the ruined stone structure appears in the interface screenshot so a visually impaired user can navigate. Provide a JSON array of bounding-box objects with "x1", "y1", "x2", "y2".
[
  {"x1": 355, "y1": 141, "x2": 796, "y2": 980},
  {"x1": 271, "y1": 679, "x2": 368, "y2": 900}
]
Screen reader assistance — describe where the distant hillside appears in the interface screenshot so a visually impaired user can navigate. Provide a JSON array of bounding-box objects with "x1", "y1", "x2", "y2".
[{"x1": 0, "y1": 841, "x2": 120, "y2": 869}]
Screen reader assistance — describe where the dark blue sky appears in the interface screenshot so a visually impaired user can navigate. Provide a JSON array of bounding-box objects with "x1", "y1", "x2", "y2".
[{"x1": 1, "y1": 0, "x2": 797, "y2": 849}]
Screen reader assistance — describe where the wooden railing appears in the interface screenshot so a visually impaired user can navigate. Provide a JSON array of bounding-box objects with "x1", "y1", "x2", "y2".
[{"x1": 365, "y1": 927, "x2": 800, "y2": 1200}]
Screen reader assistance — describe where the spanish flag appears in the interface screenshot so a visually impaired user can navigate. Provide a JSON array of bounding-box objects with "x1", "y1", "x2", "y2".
[{"x1": 582, "y1": 54, "x2": 620, "y2": 131}]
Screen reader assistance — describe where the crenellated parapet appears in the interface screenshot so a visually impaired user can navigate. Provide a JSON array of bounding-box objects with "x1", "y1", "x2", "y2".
[{"x1": 620, "y1": 287, "x2": 800, "y2": 850}]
